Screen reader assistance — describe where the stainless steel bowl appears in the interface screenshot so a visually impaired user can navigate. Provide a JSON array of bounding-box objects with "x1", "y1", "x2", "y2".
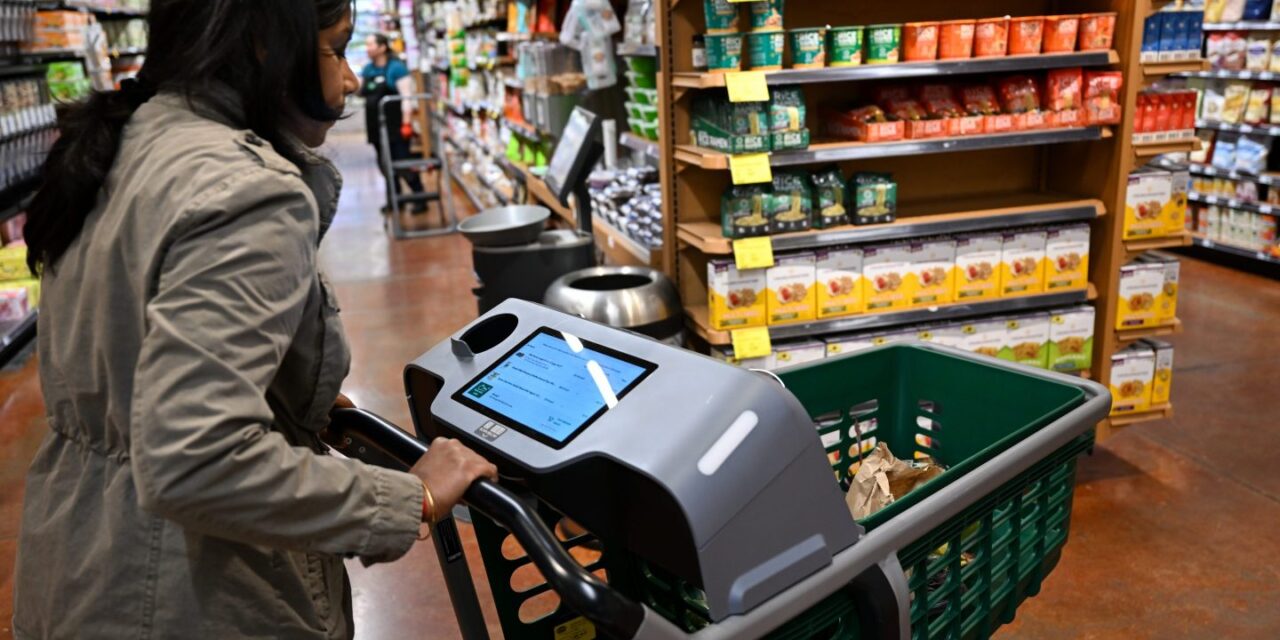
[
  {"x1": 459, "y1": 205, "x2": 551, "y2": 247},
  {"x1": 543, "y1": 266, "x2": 683, "y2": 339}
]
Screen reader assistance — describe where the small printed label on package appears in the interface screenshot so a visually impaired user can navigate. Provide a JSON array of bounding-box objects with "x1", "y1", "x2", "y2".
[
  {"x1": 1153, "y1": 257, "x2": 1180, "y2": 325},
  {"x1": 1045, "y1": 225, "x2": 1090, "y2": 291},
  {"x1": 708, "y1": 259, "x2": 768, "y2": 330},
  {"x1": 815, "y1": 247, "x2": 865, "y2": 318},
  {"x1": 927, "y1": 324, "x2": 967, "y2": 349},
  {"x1": 1116, "y1": 263, "x2": 1165, "y2": 330},
  {"x1": 1110, "y1": 346, "x2": 1156, "y2": 414},
  {"x1": 766, "y1": 252, "x2": 817, "y2": 324},
  {"x1": 729, "y1": 152, "x2": 773, "y2": 185},
  {"x1": 1166, "y1": 170, "x2": 1189, "y2": 236},
  {"x1": 998, "y1": 314, "x2": 1051, "y2": 369},
  {"x1": 862, "y1": 243, "x2": 913, "y2": 312},
  {"x1": 1125, "y1": 171, "x2": 1173, "y2": 240},
  {"x1": 1048, "y1": 306, "x2": 1096, "y2": 372},
  {"x1": 1000, "y1": 229, "x2": 1047, "y2": 297},
  {"x1": 961, "y1": 318, "x2": 1007, "y2": 360},
  {"x1": 954, "y1": 234, "x2": 1002, "y2": 301},
  {"x1": 825, "y1": 333, "x2": 878, "y2": 357},
  {"x1": 905, "y1": 238, "x2": 956, "y2": 307},
  {"x1": 1147, "y1": 339, "x2": 1174, "y2": 405},
  {"x1": 769, "y1": 339, "x2": 826, "y2": 370}
]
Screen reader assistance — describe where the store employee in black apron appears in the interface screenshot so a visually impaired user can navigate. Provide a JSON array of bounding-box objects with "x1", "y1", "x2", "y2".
[{"x1": 361, "y1": 33, "x2": 425, "y2": 212}]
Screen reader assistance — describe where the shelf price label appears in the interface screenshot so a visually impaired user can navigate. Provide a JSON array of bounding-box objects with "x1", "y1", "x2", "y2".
[
  {"x1": 725, "y1": 71, "x2": 769, "y2": 103},
  {"x1": 731, "y1": 326, "x2": 773, "y2": 361},
  {"x1": 729, "y1": 152, "x2": 772, "y2": 185},
  {"x1": 733, "y1": 236, "x2": 775, "y2": 270}
]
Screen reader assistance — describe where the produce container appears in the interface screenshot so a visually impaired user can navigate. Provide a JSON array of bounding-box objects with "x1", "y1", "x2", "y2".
[
  {"x1": 1009, "y1": 16, "x2": 1045, "y2": 55},
  {"x1": 639, "y1": 119, "x2": 660, "y2": 141},
  {"x1": 938, "y1": 19, "x2": 976, "y2": 59},
  {"x1": 748, "y1": 0, "x2": 785, "y2": 32},
  {"x1": 746, "y1": 30, "x2": 785, "y2": 70},
  {"x1": 636, "y1": 103, "x2": 659, "y2": 124},
  {"x1": 903, "y1": 21, "x2": 940, "y2": 61},
  {"x1": 627, "y1": 117, "x2": 646, "y2": 136},
  {"x1": 625, "y1": 101, "x2": 644, "y2": 120},
  {"x1": 789, "y1": 27, "x2": 826, "y2": 68},
  {"x1": 625, "y1": 69, "x2": 657, "y2": 89},
  {"x1": 1043, "y1": 15, "x2": 1080, "y2": 53},
  {"x1": 623, "y1": 55, "x2": 658, "y2": 75},
  {"x1": 828, "y1": 26, "x2": 865, "y2": 66},
  {"x1": 866, "y1": 24, "x2": 902, "y2": 64},
  {"x1": 626, "y1": 86, "x2": 658, "y2": 105},
  {"x1": 974, "y1": 16, "x2": 1010, "y2": 57},
  {"x1": 702, "y1": 0, "x2": 740, "y2": 34},
  {"x1": 704, "y1": 32, "x2": 744, "y2": 73},
  {"x1": 1078, "y1": 12, "x2": 1117, "y2": 51}
]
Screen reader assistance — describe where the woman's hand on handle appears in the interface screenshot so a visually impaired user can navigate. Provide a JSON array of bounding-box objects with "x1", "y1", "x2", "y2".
[{"x1": 409, "y1": 438, "x2": 499, "y2": 522}]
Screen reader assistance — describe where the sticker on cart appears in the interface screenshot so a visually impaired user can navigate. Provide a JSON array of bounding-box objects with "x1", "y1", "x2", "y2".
[{"x1": 554, "y1": 617, "x2": 596, "y2": 640}]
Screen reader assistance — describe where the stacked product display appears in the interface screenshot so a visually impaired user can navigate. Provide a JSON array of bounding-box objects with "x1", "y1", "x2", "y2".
[
  {"x1": 590, "y1": 166, "x2": 663, "y2": 250},
  {"x1": 0, "y1": 222, "x2": 37, "y2": 324}
]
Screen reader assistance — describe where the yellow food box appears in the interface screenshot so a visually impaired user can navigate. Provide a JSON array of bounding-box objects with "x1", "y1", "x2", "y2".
[
  {"x1": 905, "y1": 238, "x2": 956, "y2": 307},
  {"x1": 0, "y1": 244, "x2": 33, "y2": 282},
  {"x1": 954, "y1": 233, "x2": 1002, "y2": 301},
  {"x1": 814, "y1": 247, "x2": 865, "y2": 319},
  {"x1": 766, "y1": 252, "x2": 816, "y2": 324},
  {"x1": 960, "y1": 317, "x2": 1007, "y2": 360},
  {"x1": 1124, "y1": 170, "x2": 1173, "y2": 240},
  {"x1": 1044, "y1": 224, "x2": 1090, "y2": 292},
  {"x1": 1166, "y1": 169, "x2": 1189, "y2": 237},
  {"x1": 862, "y1": 242, "x2": 912, "y2": 312},
  {"x1": 707, "y1": 259, "x2": 767, "y2": 331},
  {"x1": 1115, "y1": 262, "x2": 1165, "y2": 330},
  {"x1": 1144, "y1": 338, "x2": 1175, "y2": 406},
  {"x1": 1000, "y1": 229, "x2": 1047, "y2": 297},
  {"x1": 1139, "y1": 254, "x2": 1180, "y2": 325},
  {"x1": 1110, "y1": 344, "x2": 1155, "y2": 414}
]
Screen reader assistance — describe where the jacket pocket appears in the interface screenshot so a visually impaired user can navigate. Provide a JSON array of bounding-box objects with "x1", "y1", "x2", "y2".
[{"x1": 301, "y1": 274, "x2": 351, "y2": 434}]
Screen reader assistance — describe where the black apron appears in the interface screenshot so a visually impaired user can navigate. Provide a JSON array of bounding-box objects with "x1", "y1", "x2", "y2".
[{"x1": 361, "y1": 66, "x2": 402, "y2": 145}]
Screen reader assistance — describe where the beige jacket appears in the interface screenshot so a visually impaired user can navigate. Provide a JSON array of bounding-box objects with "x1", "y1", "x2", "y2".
[{"x1": 14, "y1": 90, "x2": 425, "y2": 639}]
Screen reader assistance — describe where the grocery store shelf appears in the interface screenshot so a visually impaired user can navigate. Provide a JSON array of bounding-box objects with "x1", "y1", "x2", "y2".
[
  {"x1": 503, "y1": 116, "x2": 541, "y2": 140},
  {"x1": 1196, "y1": 119, "x2": 1280, "y2": 137},
  {"x1": 1106, "y1": 402, "x2": 1174, "y2": 428},
  {"x1": 87, "y1": 6, "x2": 147, "y2": 17},
  {"x1": 513, "y1": 162, "x2": 574, "y2": 222},
  {"x1": 593, "y1": 214, "x2": 653, "y2": 267},
  {"x1": 1116, "y1": 318, "x2": 1183, "y2": 345},
  {"x1": 689, "y1": 285, "x2": 1096, "y2": 346},
  {"x1": 1133, "y1": 136, "x2": 1200, "y2": 158},
  {"x1": 1203, "y1": 21, "x2": 1280, "y2": 31},
  {"x1": 676, "y1": 127, "x2": 1107, "y2": 169},
  {"x1": 1124, "y1": 230, "x2": 1192, "y2": 257},
  {"x1": 678, "y1": 194, "x2": 1104, "y2": 255},
  {"x1": 450, "y1": 171, "x2": 493, "y2": 212},
  {"x1": 1175, "y1": 68, "x2": 1280, "y2": 81},
  {"x1": 1189, "y1": 233, "x2": 1280, "y2": 266},
  {"x1": 109, "y1": 46, "x2": 146, "y2": 57},
  {"x1": 1141, "y1": 59, "x2": 1207, "y2": 78},
  {"x1": 1188, "y1": 192, "x2": 1280, "y2": 217},
  {"x1": 13, "y1": 50, "x2": 83, "y2": 64},
  {"x1": 0, "y1": 310, "x2": 37, "y2": 368},
  {"x1": 620, "y1": 132, "x2": 660, "y2": 161},
  {"x1": 617, "y1": 43, "x2": 658, "y2": 57},
  {"x1": 0, "y1": 63, "x2": 50, "y2": 78},
  {"x1": 672, "y1": 51, "x2": 1117, "y2": 89},
  {"x1": 0, "y1": 122, "x2": 56, "y2": 144},
  {"x1": 496, "y1": 32, "x2": 531, "y2": 42},
  {"x1": 1186, "y1": 162, "x2": 1280, "y2": 187}
]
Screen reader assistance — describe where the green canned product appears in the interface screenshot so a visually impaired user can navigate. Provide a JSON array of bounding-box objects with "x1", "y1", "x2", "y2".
[
  {"x1": 866, "y1": 23, "x2": 901, "y2": 64},
  {"x1": 702, "y1": 0, "x2": 740, "y2": 34},
  {"x1": 828, "y1": 26, "x2": 864, "y2": 67},
  {"x1": 746, "y1": 31, "x2": 785, "y2": 70},
  {"x1": 704, "y1": 32, "x2": 743, "y2": 73},
  {"x1": 789, "y1": 27, "x2": 826, "y2": 68},
  {"x1": 748, "y1": 0, "x2": 785, "y2": 32}
]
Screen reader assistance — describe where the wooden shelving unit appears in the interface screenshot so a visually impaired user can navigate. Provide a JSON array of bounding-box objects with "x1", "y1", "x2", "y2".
[
  {"x1": 1123, "y1": 230, "x2": 1193, "y2": 259},
  {"x1": 1140, "y1": 59, "x2": 1208, "y2": 79},
  {"x1": 1116, "y1": 318, "x2": 1184, "y2": 345},
  {"x1": 1100, "y1": 402, "x2": 1174, "y2": 439},
  {"x1": 1133, "y1": 136, "x2": 1200, "y2": 159}
]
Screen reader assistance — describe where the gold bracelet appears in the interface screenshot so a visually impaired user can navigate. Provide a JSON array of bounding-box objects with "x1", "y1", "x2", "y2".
[{"x1": 417, "y1": 480, "x2": 438, "y2": 541}]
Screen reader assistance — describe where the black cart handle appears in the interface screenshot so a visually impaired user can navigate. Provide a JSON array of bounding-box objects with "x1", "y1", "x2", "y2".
[{"x1": 324, "y1": 408, "x2": 646, "y2": 640}]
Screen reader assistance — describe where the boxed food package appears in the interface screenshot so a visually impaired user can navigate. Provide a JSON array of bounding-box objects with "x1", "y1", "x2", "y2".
[
  {"x1": 766, "y1": 252, "x2": 817, "y2": 324},
  {"x1": 0, "y1": 244, "x2": 32, "y2": 281},
  {"x1": 822, "y1": 106, "x2": 905, "y2": 143},
  {"x1": 905, "y1": 238, "x2": 956, "y2": 307},
  {"x1": 693, "y1": 94, "x2": 770, "y2": 154},
  {"x1": 1000, "y1": 229, "x2": 1047, "y2": 297},
  {"x1": 708, "y1": 259, "x2": 768, "y2": 330},
  {"x1": 862, "y1": 243, "x2": 912, "y2": 312},
  {"x1": 874, "y1": 328, "x2": 923, "y2": 346},
  {"x1": 1167, "y1": 169, "x2": 1189, "y2": 236},
  {"x1": 1144, "y1": 338, "x2": 1175, "y2": 405},
  {"x1": 1140, "y1": 253, "x2": 1181, "y2": 325},
  {"x1": 770, "y1": 339, "x2": 826, "y2": 370},
  {"x1": 1048, "y1": 306, "x2": 1096, "y2": 372},
  {"x1": 926, "y1": 323, "x2": 967, "y2": 349},
  {"x1": 0, "y1": 287, "x2": 29, "y2": 322},
  {"x1": 954, "y1": 233, "x2": 1002, "y2": 301},
  {"x1": 768, "y1": 87, "x2": 811, "y2": 150},
  {"x1": 1044, "y1": 224, "x2": 1091, "y2": 292},
  {"x1": 709, "y1": 345, "x2": 769, "y2": 370},
  {"x1": 1125, "y1": 170, "x2": 1174, "y2": 239},
  {"x1": 815, "y1": 247, "x2": 865, "y2": 318},
  {"x1": 1084, "y1": 71, "x2": 1124, "y2": 125},
  {"x1": 961, "y1": 317, "x2": 1007, "y2": 359},
  {"x1": 825, "y1": 332, "x2": 878, "y2": 358},
  {"x1": 1116, "y1": 261, "x2": 1166, "y2": 329},
  {"x1": 998, "y1": 313, "x2": 1051, "y2": 369},
  {"x1": 1110, "y1": 344, "x2": 1156, "y2": 414}
]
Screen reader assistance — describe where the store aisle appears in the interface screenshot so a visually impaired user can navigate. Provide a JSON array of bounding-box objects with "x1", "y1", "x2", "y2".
[{"x1": 1, "y1": 128, "x2": 1278, "y2": 639}]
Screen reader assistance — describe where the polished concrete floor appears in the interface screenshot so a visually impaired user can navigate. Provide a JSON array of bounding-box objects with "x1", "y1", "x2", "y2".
[{"x1": 1, "y1": 128, "x2": 1278, "y2": 639}]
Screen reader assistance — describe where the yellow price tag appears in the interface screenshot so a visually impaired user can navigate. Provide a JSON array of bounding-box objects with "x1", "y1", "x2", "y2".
[
  {"x1": 729, "y1": 152, "x2": 772, "y2": 185},
  {"x1": 554, "y1": 617, "x2": 596, "y2": 640},
  {"x1": 733, "y1": 236, "x2": 775, "y2": 270},
  {"x1": 725, "y1": 71, "x2": 770, "y2": 103},
  {"x1": 731, "y1": 326, "x2": 773, "y2": 361}
]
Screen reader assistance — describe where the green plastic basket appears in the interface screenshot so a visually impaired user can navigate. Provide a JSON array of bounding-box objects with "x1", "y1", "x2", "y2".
[{"x1": 463, "y1": 345, "x2": 1094, "y2": 639}]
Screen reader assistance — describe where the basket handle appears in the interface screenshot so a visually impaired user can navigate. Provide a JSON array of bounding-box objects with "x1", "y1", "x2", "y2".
[{"x1": 324, "y1": 408, "x2": 647, "y2": 640}]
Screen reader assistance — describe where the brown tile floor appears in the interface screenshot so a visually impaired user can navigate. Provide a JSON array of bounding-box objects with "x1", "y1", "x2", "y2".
[{"x1": 1, "y1": 129, "x2": 1278, "y2": 638}]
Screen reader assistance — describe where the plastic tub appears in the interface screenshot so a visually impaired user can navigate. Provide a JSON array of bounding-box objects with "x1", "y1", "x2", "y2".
[
  {"x1": 639, "y1": 119, "x2": 660, "y2": 141},
  {"x1": 938, "y1": 19, "x2": 976, "y2": 59},
  {"x1": 866, "y1": 24, "x2": 902, "y2": 64},
  {"x1": 746, "y1": 30, "x2": 785, "y2": 70},
  {"x1": 625, "y1": 101, "x2": 644, "y2": 120},
  {"x1": 1009, "y1": 16, "x2": 1045, "y2": 55},
  {"x1": 748, "y1": 0, "x2": 784, "y2": 32},
  {"x1": 828, "y1": 26, "x2": 864, "y2": 67},
  {"x1": 702, "y1": 0, "x2": 740, "y2": 34},
  {"x1": 1078, "y1": 12, "x2": 1117, "y2": 51},
  {"x1": 623, "y1": 55, "x2": 657, "y2": 75},
  {"x1": 625, "y1": 86, "x2": 656, "y2": 105},
  {"x1": 704, "y1": 32, "x2": 743, "y2": 73},
  {"x1": 636, "y1": 103, "x2": 659, "y2": 124},
  {"x1": 974, "y1": 16, "x2": 1010, "y2": 57},
  {"x1": 625, "y1": 69, "x2": 657, "y2": 89},
  {"x1": 789, "y1": 27, "x2": 826, "y2": 68},
  {"x1": 903, "y1": 21, "x2": 940, "y2": 61},
  {"x1": 1043, "y1": 15, "x2": 1080, "y2": 53},
  {"x1": 627, "y1": 117, "x2": 646, "y2": 136}
]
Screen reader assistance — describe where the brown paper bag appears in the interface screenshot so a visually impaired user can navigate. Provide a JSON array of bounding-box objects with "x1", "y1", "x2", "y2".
[{"x1": 846, "y1": 442, "x2": 944, "y2": 520}]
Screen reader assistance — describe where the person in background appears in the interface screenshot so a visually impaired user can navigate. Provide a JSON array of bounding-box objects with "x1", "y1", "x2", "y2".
[{"x1": 361, "y1": 32, "x2": 426, "y2": 212}]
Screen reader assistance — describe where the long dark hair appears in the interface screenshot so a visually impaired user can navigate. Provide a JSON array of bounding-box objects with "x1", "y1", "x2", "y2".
[
  {"x1": 372, "y1": 33, "x2": 398, "y2": 62},
  {"x1": 24, "y1": 0, "x2": 353, "y2": 272}
]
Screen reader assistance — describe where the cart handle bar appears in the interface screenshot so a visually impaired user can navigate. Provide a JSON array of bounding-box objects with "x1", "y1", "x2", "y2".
[{"x1": 325, "y1": 408, "x2": 646, "y2": 639}]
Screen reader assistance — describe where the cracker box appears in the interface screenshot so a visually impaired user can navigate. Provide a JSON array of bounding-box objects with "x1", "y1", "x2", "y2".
[
  {"x1": 1140, "y1": 253, "x2": 1181, "y2": 325},
  {"x1": 1116, "y1": 261, "x2": 1166, "y2": 329},
  {"x1": 1000, "y1": 229, "x2": 1047, "y2": 297},
  {"x1": 998, "y1": 313, "x2": 1051, "y2": 369},
  {"x1": 815, "y1": 247, "x2": 866, "y2": 318},
  {"x1": 708, "y1": 259, "x2": 767, "y2": 330},
  {"x1": 710, "y1": 345, "x2": 769, "y2": 371},
  {"x1": 825, "y1": 333, "x2": 877, "y2": 358},
  {"x1": 1048, "y1": 306, "x2": 1096, "y2": 372},
  {"x1": 1143, "y1": 338, "x2": 1175, "y2": 405},
  {"x1": 926, "y1": 323, "x2": 968, "y2": 349},
  {"x1": 954, "y1": 233, "x2": 1003, "y2": 301},
  {"x1": 1125, "y1": 170, "x2": 1174, "y2": 240},
  {"x1": 862, "y1": 242, "x2": 913, "y2": 312},
  {"x1": 905, "y1": 238, "x2": 956, "y2": 307},
  {"x1": 961, "y1": 317, "x2": 1008, "y2": 359},
  {"x1": 770, "y1": 339, "x2": 826, "y2": 370},
  {"x1": 766, "y1": 252, "x2": 817, "y2": 324},
  {"x1": 0, "y1": 244, "x2": 32, "y2": 281},
  {"x1": 1044, "y1": 224, "x2": 1091, "y2": 292},
  {"x1": 1110, "y1": 344, "x2": 1156, "y2": 414},
  {"x1": 1166, "y1": 169, "x2": 1189, "y2": 236},
  {"x1": 873, "y1": 329, "x2": 922, "y2": 347}
]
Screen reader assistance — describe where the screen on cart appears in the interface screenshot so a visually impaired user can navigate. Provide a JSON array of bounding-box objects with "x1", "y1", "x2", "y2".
[{"x1": 453, "y1": 327, "x2": 657, "y2": 448}]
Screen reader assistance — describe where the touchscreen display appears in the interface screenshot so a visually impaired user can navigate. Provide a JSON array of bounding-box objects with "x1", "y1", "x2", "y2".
[{"x1": 455, "y1": 328, "x2": 656, "y2": 447}]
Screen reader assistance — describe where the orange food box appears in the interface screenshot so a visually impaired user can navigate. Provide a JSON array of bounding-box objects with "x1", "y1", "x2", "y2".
[
  {"x1": 938, "y1": 20, "x2": 976, "y2": 59},
  {"x1": 1079, "y1": 12, "x2": 1117, "y2": 51},
  {"x1": 1043, "y1": 15, "x2": 1080, "y2": 53},
  {"x1": 1015, "y1": 111, "x2": 1049, "y2": 130},
  {"x1": 823, "y1": 110, "x2": 906, "y2": 143},
  {"x1": 947, "y1": 115, "x2": 985, "y2": 136},
  {"x1": 904, "y1": 119, "x2": 948, "y2": 139},
  {"x1": 1008, "y1": 16, "x2": 1045, "y2": 55},
  {"x1": 984, "y1": 114, "x2": 1016, "y2": 133},
  {"x1": 974, "y1": 17, "x2": 1010, "y2": 57},
  {"x1": 1050, "y1": 109, "x2": 1084, "y2": 128}
]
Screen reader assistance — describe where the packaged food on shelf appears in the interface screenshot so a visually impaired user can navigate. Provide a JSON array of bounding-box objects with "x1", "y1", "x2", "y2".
[
  {"x1": 768, "y1": 87, "x2": 810, "y2": 150},
  {"x1": 862, "y1": 242, "x2": 912, "y2": 312},
  {"x1": 974, "y1": 17, "x2": 1009, "y2": 58},
  {"x1": 865, "y1": 24, "x2": 902, "y2": 64},
  {"x1": 1008, "y1": 16, "x2": 1045, "y2": 56},
  {"x1": 954, "y1": 233, "x2": 1002, "y2": 301},
  {"x1": 902, "y1": 21, "x2": 939, "y2": 62},
  {"x1": 1247, "y1": 32, "x2": 1271, "y2": 71},
  {"x1": 938, "y1": 19, "x2": 976, "y2": 59},
  {"x1": 816, "y1": 247, "x2": 865, "y2": 318},
  {"x1": 1235, "y1": 136, "x2": 1269, "y2": 174},
  {"x1": 1000, "y1": 228, "x2": 1047, "y2": 297},
  {"x1": 961, "y1": 317, "x2": 1007, "y2": 359},
  {"x1": 906, "y1": 238, "x2": 956, "y2": 307},
  {"x1": 877, "y1": 86, "x2": 947, "y2": 139},
  {"x1": 998, "y1": 313, "x2": 1051, "y2": 369},
  {"x1": 1048, "y1": 306, "x2": 1096, "y2": 372},
  {"x1": 1144, "y1": 338, "x2": 1175, "y2": 406},
  {"x1": 1222, "y1": 82, "x2": 1250, "y2": 124},
  {"x1": 823, "y1": 105, "x2": 905, "y2": 142},
  {"x1": 767, "y1": 252, "x2": 817, "y2": 324},
  {"x1": 704, "y1": 32, "x2": 744, "y2": 73},
  {"x1": 1110, "y1": 343, "x2": 1156, "y2": 414},
  {"x1": 998, "y1": 75, "x2": 1047, "y2": 128},
  {"x1": 810, "y1": 167, "x2": 848, "y2": 229},
  {"x1": 789, "y1": 28, "x2": 826, "y2": 68},
  {"x1": 709, "y1": 344, "x2": 769, "y2": 370},
  {"x1": 1246, "y1": 86, "x2": 1271, "y2": 124},
  {"x1": 828, "y1": 26, "x2": 865, "y2": 67},
  {"x1": 708, "y1": 258, "x2": 768, "y2": 330},
  {"x1": 0, "y1": 244, "x2": 32, "y2": 281},
  {"x1": 0, "y1": 287, "x2": 29, "y2": 322},
  {"x1": 1167, "y1": 169, "x2": 1189, "y2": 236},
  {"x1": 1125, "y1": 170, "x2": 1175, "y2": 240},
  {"x1": 702, "y1": 0, "x2": 740, "y2": 34},
  {"x1": 693, "y1": 94, "x2": 769, "y2": 154},
  {"x1": 919, "y1": 84, "x2": 984, "y2": 135},
  {"x1": 770, "y1": 339, "x2": 825, "y2": 369},
  {"x1": 1084, "y1": 71, "x2": 1124, "y2": 125},
  {"x1": 769, "y1": 172, "x2": 814, "y2": 233},
  {"x1": 1078, "y1": 12, "x2": 1117, "y2": 51},
  {"x1": 1116, "y1": 261, "x2": 1166, "y2": 329},
  {"x1": 824, "y1": 332, "x2": 877, "y2": 358},
  {"x1": 748, "y1": 0, "x2": 785, "y2": 32},
  {"x1": 1139, "y1": 253, "x2": 1181, "y2": 325},
  {"x1": 850, "y1": 172, "x2": 897, "y2": 225},
  {"x1": 1043, "y1": 15, "x2": 1080, "y2": 53},
  {"x1": 926, "y1": 323, "x2": 967, "y2": 349},
  {"x1": 1044, "y1": 224, "x2": 1090, "y2": 292},
  {"x1": 746, "y1": 31, "x2": 785, "y2": 70},
  {"x1": 721, "y1": 184, "x2": 771, "y2": 238},
  {"x1": 961, "y1": 84, "x2": 1014, "y2": 133}
]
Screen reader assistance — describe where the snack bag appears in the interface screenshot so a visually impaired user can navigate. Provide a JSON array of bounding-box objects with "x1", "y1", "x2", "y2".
[
  {"x1": 1246, "y1": 87, "x2": 1272, "y2": 124},
  {"x1": 998, "y1": 76, "x2": 1041, "y2": 114},
  {"x1": 1083, "y1": 71, "x2": 1123, "y2": 125},
  {"x1": 918, "y1": 84, "x2": 964, "y2": 117},
  {"x1": 960, "y1": 85, "x2": 1001, "y2": 115},
  {"x1": 1045, "y1": 68, "x2": 1083, "y2": 112},
  {"x1": 810, "y1": 168, "x2": 849, "y2": 229}
]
